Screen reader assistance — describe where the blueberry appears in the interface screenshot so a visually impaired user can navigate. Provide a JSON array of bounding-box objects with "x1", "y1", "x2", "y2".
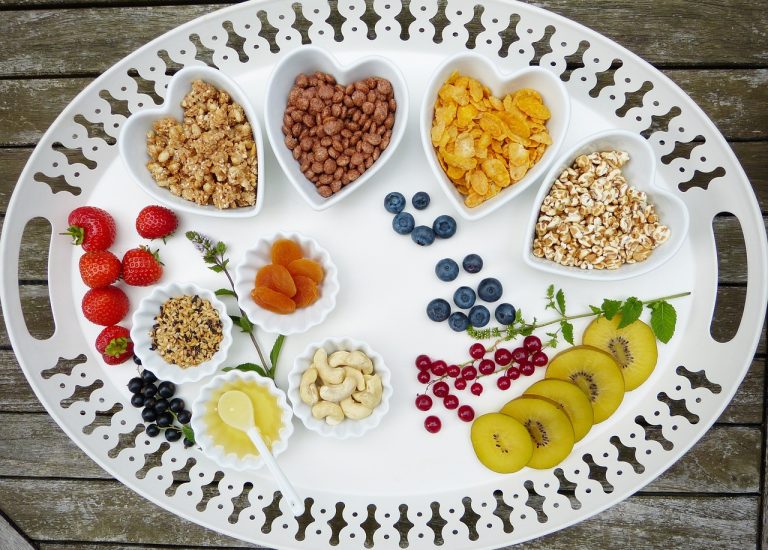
[
  {"x1": 141, "y1": 370, "x2": 157, "y2": 384},
  {"x1": 130, "y1": 394, "x2": 145, "y2": 408},
  {"x1": 158, "y1": 381, "x2": 176, "y2": 399},
  {"x1": 448, "y1": 312, "x2": 469, "y2": 332},
  {"x1": 165, "y1": 428, "x2": 182, "y2": 442},
  {"x1": 156, "y1": 411, "x2": 174, "y2": 428},
  {"x1": 495, "y1": 303, "x2": 517, "y2": 325},
  {"x1": 411, "y1": 226, "x2": 435, "y2": 246},
  {"x1": 426, "y1": 298, "x2": 451, "y2": 322},
  {"x1": 412, "y1": 191, "x2": 430, "y2": 210},
  {"x1": 468, "y1": 305, "x2": 491, "y2": 327},
  {"x1": 177, "y1": 410, "x2": 192, "y2": 424},
  {"x1": 145, "y1": 424, "x2": 160, "y2": 437},
  {"x1": 477, "y1": 277, "x2": 503, "y2": 302},
  {"x1": 128, "y1": 377, "x2": 144, "y2": 395},
  {"x1": 384, "y1": 192, "x2": 406, "y2": 214},
  {"x1": 432, "y1": 215, "x2": 457, "y2": 239},
  {"x1": 435, "y1": 258, "x2": 459, "y2": 282},
  {"x1": 141, "y1": 407, "x2": 157, "y2": 423},
  {"x1": 453, "y1": 286, "x2": 476, "y2": 309},
  {"x1": 169, "y1": 398, "x2": 185, "y2": 413},
  {"x1": 462, "y1": 254, "x2": 483, "y2": 274},
  {"x1": 392, "y1": 212, "x2": 415, "y2": 235}
]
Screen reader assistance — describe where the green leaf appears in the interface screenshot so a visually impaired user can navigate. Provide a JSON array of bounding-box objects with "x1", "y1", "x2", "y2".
[
  {"x1": 649, "y1": 301, "x2": 677, "y2": 344},
  {"x1": 590, "y1": 305, "x2": 602, "y2": 315},
  {"x1": 601, "y1": 299, "x2": 622, "y2": 320},
  {"x1": 556, "y1": 289, "x2": 566, "y2": 314},
  {"x1": 215, "y1": 288, "x2": 237, "y2": 297},
  {"x1": 181, "y1": 424, "x2": 195, "y2": 444},
  {"x1": 546, "y1": 284, "x2": 554, "y2": 300},
  {"x1": 209, "y1": 265, "x2": 224, "y2": 273},
  {"x1": 560, "y1": 320, "x2": 574, "y2": 345},
  {"x1": 222, "y1": 363, "x2": 268, "y2": 377},
  {"x1": 270, "y1": 334, "x2": 286, "y2": 370},
  {"x1": 216, "y1": 241, "x2": 226, "y2": 254},
  {"x1": 618, "y1": 297, "x2": 643, "y2": 328},
  {"x1": 185, "y1": 231, "x2": 198, "y2": 242},
  {"x1": 238, "y1": 315, "x2": 254, "y2": 333}
]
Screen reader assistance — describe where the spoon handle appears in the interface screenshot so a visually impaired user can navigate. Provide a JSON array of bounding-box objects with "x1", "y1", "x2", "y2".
[{"x1": 246, "y1": 427, "x2": 304, "y2": 516}]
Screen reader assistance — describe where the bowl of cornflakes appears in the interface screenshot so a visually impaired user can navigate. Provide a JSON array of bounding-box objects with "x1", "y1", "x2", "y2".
[{"x1": 420, "y1": 52, "x2": 570, "y2": 221}]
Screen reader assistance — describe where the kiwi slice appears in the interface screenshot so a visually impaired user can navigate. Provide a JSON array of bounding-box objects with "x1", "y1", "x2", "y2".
[
  {"x1": 524, "y1": 379, "x2": 594, "y2": 442},
  {"x1": 471, "y1": 413, "x2": 534, "y2": 473},
  {"x1": 546, "y1": 345, "x2": 625, "y2": 423},
  {"x1": 500, "y1": 397, "x2": 575, "y2": 469},
  {"x1": 583, "y1": 315, "x2": 658, "y2": 391}
]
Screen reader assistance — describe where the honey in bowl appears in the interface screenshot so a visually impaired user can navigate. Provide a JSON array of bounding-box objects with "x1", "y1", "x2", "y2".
[{"x1": 202, "y1": 379, "x2": 283, "y2": 458}]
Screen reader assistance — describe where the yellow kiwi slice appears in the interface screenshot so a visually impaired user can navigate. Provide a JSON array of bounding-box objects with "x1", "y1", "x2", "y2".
[
  {"x1": 500, "y1": 397, "x2": 575, "y2": 469},
  {"x1": 583, "y1": 315, "x2": 658, "y2": 391},
  {"x1": 470, "y1": 413, "x2": 534, "y2": 473},
  {"x1": 545, "y1": 346, "x2": 625, "y2": 423},
  {"x1": 524, "y1": 379, "x2": 594, "y2": 442}
]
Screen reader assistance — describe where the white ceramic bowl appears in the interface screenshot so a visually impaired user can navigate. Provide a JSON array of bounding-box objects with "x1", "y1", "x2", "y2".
[
  {"x1": 264, "y1": 46, "x2": 409, "y2": 210},
  {"x1": 420, "y1": 52, "x2": 571, "y2": 221},
  {"x1": 118, "y1": 66, "x2": 265, "y2": 218},
  {"x1": 130, "y1": 282, "x2": 233, "y2": 384},
  {"x1": 523, "y1": 129, "x2": 690, "y2": 280},
  {"x1": 287, "y1": 337, "x2": 393, "y2": 439},
  {"x1": 190, "y1": 370, "x2": 294, "y2": 471},
  {"x1": 233, "y1": 231, "x2": 339, "y2": 335}
]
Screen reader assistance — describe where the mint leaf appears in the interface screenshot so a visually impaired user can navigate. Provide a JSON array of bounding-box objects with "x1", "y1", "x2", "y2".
[
  {"x1": 589, "y1": 305, "x2": 602, "y2": 315},
  {"x1": 270, "y1": 334, "x2": 286, "y2": 372},
  {"x1": 181, "y1": 424, "x2": 195, "y2": 444},
  {"x1": 546, "y1": 284, "x2": 555, "y2": 300},
  {"x1": 215, "y1": 288, "x2": 236, "y2": 297},
  {"x1": 602, "y1": 299, "x2": 622, "y2": 320},
  {"x1": 560, "y1": 320, "x2": 574, "y2": 345},
  {"x1": 222, "y1": 363, "x2": 268, "y2": 377},
  {"x1": 618, "y1": 297, "x2": 643, "y2": 328},
  {"x1": 209, "y1": 265, "x2": 224, "y2": 273},
  {"x1": 556, "y1": 289, "x2": 566, "y2": 314},
  {"x1": 649, "y1": 301, "x2": 677, "y2": 343},
  {"x1": 238, "y1": 315, "x2": 254, "y2": 333}
]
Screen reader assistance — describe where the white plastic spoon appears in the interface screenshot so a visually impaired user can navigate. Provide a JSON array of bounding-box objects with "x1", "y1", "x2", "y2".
[{"x1": 217, "y1": 390, "x2": 303, "y2": 516}]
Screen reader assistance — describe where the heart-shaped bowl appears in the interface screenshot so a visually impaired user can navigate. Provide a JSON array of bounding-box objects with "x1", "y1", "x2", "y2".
[
  {"x1": 523, "y1": 129, "x2": 690, "y2": 280},
  {"x1": 118, "y1": 66, "x2": 265, "y2": 218},
  {"x1": 190, "y1": 369, "x2": 294, "y2": 471},
  {"x1": 130, "y1": 282, "x2": 233, "y2": 384},
  {"x1": 287, "y1": 336, "x2": 393, "y2": 439},
  {"x1": 263, "y1": 46, "x2": 409, "y2": 210},
  {"x1": 233, "y1": 231, "x2": 340, "y2": 335},
  {"x1": 420, "y1": 52, "x2": 571, "y2": 221}
]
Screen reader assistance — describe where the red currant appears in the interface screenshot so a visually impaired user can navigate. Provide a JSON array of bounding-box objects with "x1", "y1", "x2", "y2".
[
  {"x1": 415, "y1": 394, "x2": 433, "y2": 411},
  {"x1": 454, "y1": 378, "x2": 467, "y2": 390},
  {"x1": 470, "y1": 382, "x2": 483, "y2": 396},
  {"x1": 524, "y1": 335, "x2": 542, "y2": 353},
  {"x1": 458, "y1": 405, "x2": 475, "y2": 422},
  {"x1": 469, "y1": 343, "x2": 486, "y2": 359},
  {"x1": 507, "y1": 367, "x2": 520, "y2": 380},
  {"x1": 432, "y1": 381, "x2": 450, "y2": 398},
  {"x1": 431, "y1": 360, "x2": 447, "y2": 376},
  {"x1": 519, "y1": 361, "x2": 535, "y2": 376},
  {"x1": 443, "y1": 394, "x2": 459, "y2": 410},
  {"x1": 447, "y1": 364, "x2": 461, "y2": 378},
  {"x1": 511, "y1": 347, "x2": 527, "y2": 363},
  {"x1": 424, "y1": 415, "x2": 442, "y2": 433},
  {"x1": 415, "y1": 354, "x2": 431, "y2": 370},
  {"x1": 461, "y1": 365, "x2": 477, "y2": 380},
  {"x1": 532, "y1": 351, "x2": 549, "y2": 367},
  {"x1": 496, "y1": 376, "x2": 511, "y2": 390},
  {"x1": 478, "y1": 359, "x2": 495, "y2": 375},
  {"x1": 417, "y1": 371, "x2": 431, "y2": 384},
  {"x1": 494, "y1": 348, "x2": 513, "y2": 366}
]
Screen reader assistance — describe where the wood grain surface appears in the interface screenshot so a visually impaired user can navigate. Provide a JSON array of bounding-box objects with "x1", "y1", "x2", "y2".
[{"x1": 0, "y1": 1, "x2": 765, "y2": 549}]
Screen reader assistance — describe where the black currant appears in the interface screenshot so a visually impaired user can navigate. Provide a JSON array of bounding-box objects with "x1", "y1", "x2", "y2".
[
  {"x1": 141, "y1": 370, "x2": 156, "y2": 384},
  {"x1": 142, "y1": 385, "x2": 157, "y2": 399},
  {"x1": 157, "y1": 381, "x2": 176, "y2": 399},
  {"x1": 176, "y1": 409, "x2": 192, "y2": 424},
  {"x1": 141, "y1": 407, "x2": 157, "y2": 422},
  {"x1": 133, "y1": 355, "x2": 142, "y2": 366},
  {"x1": 153, "y1": 398, "x2": 169, "y2": 414},
  {"x1": 183, "y1": 438, "x2": 194, "y2": 448},
  {"x1": 169, "y1": 398, "x2": 185, "y2": 413},
  {"x1": 145, "y1": 424, "x2": 160, "y2": 437},
  {"x1": 130, "y1": 394, "x2": 145, "y2": 408},
  {"x1": 165, "y1": 428, "x2": 182, "y2": 442},
  {"x1": 156, "y1": 411, "x2": 174, "y2": 428},
  {"x1": 127, "y1": 377, "x2": 144, "y2": 394}
]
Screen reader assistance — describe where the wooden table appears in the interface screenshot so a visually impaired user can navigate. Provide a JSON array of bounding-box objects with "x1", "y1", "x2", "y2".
[{"x1": 0, "y1": 1, "x2": 765, "y2": 548}]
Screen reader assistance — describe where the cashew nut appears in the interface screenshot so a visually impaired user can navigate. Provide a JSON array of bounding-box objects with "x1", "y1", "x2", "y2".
[
  {"x1": 299, "y1": 367, "x2": 320, "y2": 406},
  {"x1": 328, "y1": 351, "x2": 351, "y2": 368},
  {"x1": 345, "y1": 350, "x2": 374, "y2": 375},
  {"x1": 311, "y1": 401, "x2": 345, "y2": 425},
  {"x1": 352, "y1": 373, "x2": 383, "y2": 409},
  {"x1": 340, "y1": 396, "x2": 373, "y2": 420},
  {"x1": 313, "y1": 348, "x2": 344, "y2": 385},
  {"x1": 318, "y1": 372, "x2": 358, "y2": 402},
  {"x1": 343, "y1": 366, "x2": 366, "y2": 391}
]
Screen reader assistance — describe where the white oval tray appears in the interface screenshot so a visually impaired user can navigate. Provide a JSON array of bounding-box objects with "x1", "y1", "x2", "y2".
[{"x1": 0, "y1": 1, "x2": 766, "y2": 549}]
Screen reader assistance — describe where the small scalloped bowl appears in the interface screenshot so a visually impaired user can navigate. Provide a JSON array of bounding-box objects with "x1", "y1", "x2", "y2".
[
  {"x1": 233, "y1": 231, "x2": 339, "y2": 335},
  {"x1": 264, "y1": 46, "x2": 409, "y2": 211},
  {"x1": 523, "y1": 129, "x2": 690, "y2": 280},
  {"x1": 419, "y1": 52, "x2": 570, "y2": 221},
  {"x1": 118, "y1": 65, "x2": 265, "y2": 218},
  {"x1": 190, "y1": 369, "x2": 294, "y2": 471},
  {"x1": 287, "y1": 337, "x2": 393, "y2": 439},
  {"x1": 130, "y1": 282, "x2": 233, "y2": 384}
]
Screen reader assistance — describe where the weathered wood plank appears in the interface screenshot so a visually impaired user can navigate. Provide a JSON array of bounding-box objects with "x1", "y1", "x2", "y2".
[
  {"x1": 0, "y1": 514, "x2": 34, "y2": 550},
  {"x1": 720, "y1": 359, "x2": 765, "y2": 425},
  {"x1": 0, "y1": 216, "x2": 51, "y2": 282}
]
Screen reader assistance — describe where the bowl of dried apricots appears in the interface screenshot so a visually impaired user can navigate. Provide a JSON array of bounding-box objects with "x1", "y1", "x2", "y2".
[{"x1": 233, "y1": 232, "x2": 340, "y2": 335}]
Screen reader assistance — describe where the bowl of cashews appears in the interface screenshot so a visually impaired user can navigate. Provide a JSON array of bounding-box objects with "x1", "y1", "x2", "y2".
[{"x1": 287, "y1": 336, "x2": 393, "y2": 439}]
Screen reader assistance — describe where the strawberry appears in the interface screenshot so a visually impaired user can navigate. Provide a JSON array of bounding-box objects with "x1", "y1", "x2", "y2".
[
  {"x1": 96, "y1": 325, "x2": 133, "y2": 365},
  {"x1": 135, "y1": 205, "x2": 178, "y2": 241},
  {"x1": 122, "y1": 246, "x2": 163, "y2": 286},
  {"x1": 79, "y1": 250, "x2": 121, "y2": 289},
  {"x1": 63, "y1": 206, "x2": 117, "y2": 251},
  {"x1": 82, "y1": 286, "x2": 129, "y2": 326}
]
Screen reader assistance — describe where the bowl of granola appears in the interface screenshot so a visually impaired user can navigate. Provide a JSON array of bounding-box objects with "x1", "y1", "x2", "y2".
[{"x1": 119, "y1": 66, "x2": 265, "y2": 217}]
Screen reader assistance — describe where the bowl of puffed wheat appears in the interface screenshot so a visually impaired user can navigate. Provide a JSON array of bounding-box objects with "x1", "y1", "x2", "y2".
[{"x1": 119, "y1": 66, "x2": 265, "y2": 217}]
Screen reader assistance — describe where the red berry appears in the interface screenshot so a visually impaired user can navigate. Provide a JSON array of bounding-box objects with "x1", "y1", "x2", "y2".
[
  {"x1": 415, "y1": 354, "x2": 431, "y2": 370},
  {"x1": 507, "y1": 367, "x2": 521, "y2": 380},
  {"x1": 524, "y1": 335, "x2": 543, "y2": 353},
  {"x1": 432, "y1": 381, "x2": 449, "y2": 398},
  {"x1": 417, "y1": 371, "x2": 431, "y2": 384},
  {"x1": 494, "y1": 348, "x2": 513, "y2": 366},
  {"x1": 443, "y1": 394, "x2": 459, "y2": 410},
  {"x1": 469, "y1": 343, "x2": 485, "y2": 359},
  {"x1": 95, "y1": 325, "x2": 133, "y2": 365},
  {"x1": 461, "y1": 365, "x2": 477, "y2": 380},
  {"x1": 458, "y1": 405, "x2": 475, "y2": 422},
  {"x1": 135, "y1": 205, "x2": 178, "y2": 240},
  {"x1": 532, "y1": 351, "x2": 549, "y2": 367},
  {"x1": 447, "y1": 364, "x2": 461, "y2": 378},
  {"x1": 65, "y1": 206, "x2": 116, "y2": 251},
  {"x1": 470, "y1": 382, "x2": 483, "y2": 396},
  {"x1": 82, "y1": 286, "x2": 129, "y2": 326},
  {"x1": 454, "y1": 378, "x2": 467, "y2": 390},
  {"x1": 122, "y1": 246, "x2": 163, "y2": 286},
  {"x1": 79, "y1": 250, "x2": 121, "y2": 289},
  {"x1": 497, "y1": 376, "x2": 512, "y2": 390},
  {"x1": 511, "y1": 347, "x2": 527, "y2": 363},
  {"x1": 478, "y1": 359, "x2": 495, "y2": 375},
  {"x1": 415, "y1": 394, "x2": 433, "y2": 411},
  {"x1": 424, "y1": 415, "x2": 442, "y2": 433},
  {"x1": 519, "y1": 361, "x2": 535, "y2": 376},
  {"x1": 431, "y1": 360, "x2": 447, "y2": 377}
]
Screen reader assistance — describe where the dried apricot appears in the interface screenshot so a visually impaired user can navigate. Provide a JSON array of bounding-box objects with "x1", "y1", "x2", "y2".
[
  {"x1": 287, "y1": 258, "x2": 325, "y2": 284},
  {"x1": 292, "y1": 276, "x2": 319, "y2": 308},
  {"x1": 255, "y1": 264, "x2": 297, "y2": 298},
  {"x1": 271, "y1": 239, "x2": 303, "y2": 266},
  {"x1": 251, "y1": 286, "x2": 296, "y2": 315}
]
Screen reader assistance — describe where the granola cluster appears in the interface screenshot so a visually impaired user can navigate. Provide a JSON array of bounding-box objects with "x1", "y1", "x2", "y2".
[{"x1": 150, "y1": 295, "x2": 223, "y2": 368}]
